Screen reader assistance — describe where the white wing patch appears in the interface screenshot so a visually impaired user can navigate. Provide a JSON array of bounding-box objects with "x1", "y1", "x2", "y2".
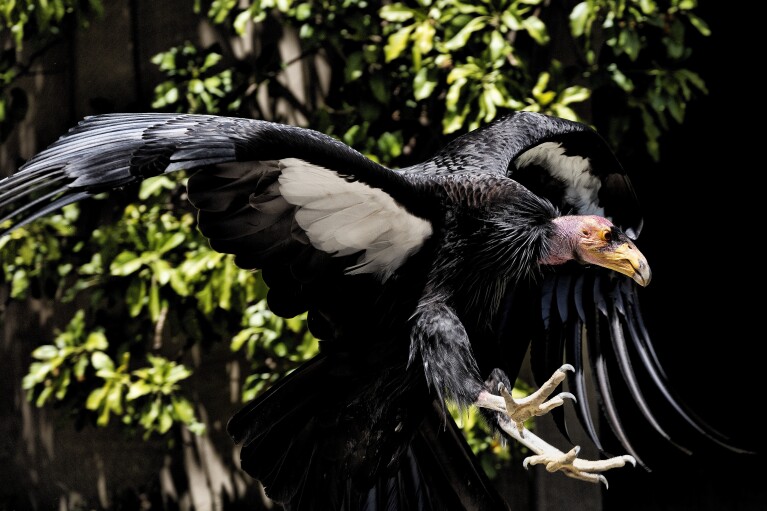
[
  {"x1": 515, "y1": 142, "x2": 604, "y2": 216},
  {"x1": 277, "y1": 158, "x2": 432, "y2": 280}
]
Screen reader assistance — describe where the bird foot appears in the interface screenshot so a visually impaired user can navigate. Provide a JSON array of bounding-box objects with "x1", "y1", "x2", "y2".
[
  {"x1": 476, "y1": 364, "x2": 576, "y2": 432},
  {"x1": 474, "y1": 363, "x2": 636, "y2": 487},
  {"x1": 522, "y1": 444, "x2": 636, "y2": 487}
]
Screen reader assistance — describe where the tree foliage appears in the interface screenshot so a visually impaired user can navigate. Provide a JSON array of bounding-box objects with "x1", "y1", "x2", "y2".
[
  {"x1": 1, "y1": 0, "x2": 709, "y2": 479},
  {"x1": 0, "y1": 0, "x2": 103, "y2": 140}
]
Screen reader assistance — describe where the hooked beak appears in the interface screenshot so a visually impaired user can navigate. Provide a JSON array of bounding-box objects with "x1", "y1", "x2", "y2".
[{"x1": 595, "y1": 241, "x2": 652, "y2": 287}]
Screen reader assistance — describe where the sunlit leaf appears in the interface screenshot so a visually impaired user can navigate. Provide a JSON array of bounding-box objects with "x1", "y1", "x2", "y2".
[
  {"x1": 31, "y1": 345, "x2": 58, "y2": 361},
  {"x1": 444, "y1": 16, "x2": 488, "y2": 51},
  {"x1": 522, "y1": 16, "x2": 549, "y2": 45},
  {"x1": 569, "y1": 2, "x2": 589, "y2": 36},
  {"x1": 559, "y1": 85, "x2": 590, "y2": 105},
  {"x1": 91, "y1": 351, "x2": 114, "y2": 371},
  {"x1": 687, "y1": 13, "x2": 710, "y2": 36},
  {"x1": 413, "y1": 67, "x2": 437, "y2": 100},
  {"x1": 384, "y1": 25, "x2": 416, "y2": 62},
  {"x1": 379, "y1": 4, "x2": 415, "y2": 22}
]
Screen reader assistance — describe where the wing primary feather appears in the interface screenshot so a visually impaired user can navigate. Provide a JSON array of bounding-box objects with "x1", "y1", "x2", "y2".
[
  {"x1": 0, "y1": 168, "x2": 66, "y2": 206},
  {"x1": 573, "y1": 273, "x2": 587, "y2": 323},
  {"x1": 586, "y1": 280, "x2": 647, "y2": 465},
  {"x1": 0, "y1": 189, "x2": 91, "y2": 235},
  {"x1": 593, "y1": 353, "x2": 646, "y2": 468},
  {"x1": 542, "y1": 275, "x2": 571, "y2": 443},
  {"x1": 565, "y1": 308, "x2": 604, "y2": 451},
  {"x1": 540, "y1": 274, "x2": 555, "y2": 329},
  {"x1": 606, "y1": 304, "x2": 692, "y2": 454},
  {"x1": 555, "y1": 273, "x2": 571, "y2": 323},
  {"x1": 623, "y1": 286, "x2": 755, "y2": 454},
  {"x1": 625, "y1": 282, "x2": 669, "y2": 380}
]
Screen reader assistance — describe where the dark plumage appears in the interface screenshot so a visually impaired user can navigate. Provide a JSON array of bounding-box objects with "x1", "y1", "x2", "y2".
[{"x1": 0, "y1": 111, "x2": 747, "y2": 509}]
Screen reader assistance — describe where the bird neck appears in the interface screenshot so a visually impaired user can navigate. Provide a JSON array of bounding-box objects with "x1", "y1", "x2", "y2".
[{"x1": 538, "y1": 216, "x2": 581, "y2": 266}]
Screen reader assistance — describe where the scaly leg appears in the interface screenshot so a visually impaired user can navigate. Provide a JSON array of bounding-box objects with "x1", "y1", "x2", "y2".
[{"x1": 475, "y1": 364, "x2": 636, "y2": 487}]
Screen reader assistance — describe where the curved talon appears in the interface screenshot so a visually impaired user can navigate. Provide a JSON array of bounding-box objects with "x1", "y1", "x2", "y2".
[
  {"x1": 477, "y1": 364, "x2": 635, "y2": 488},
  {"x1": 623, "y1": 455, "x2": 637, "y2": 467}
]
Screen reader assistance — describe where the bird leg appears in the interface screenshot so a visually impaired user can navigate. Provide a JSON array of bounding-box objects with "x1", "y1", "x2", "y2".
[
  {"x1": 484, "y1": 363, "x2": 576, "y2": 433},
  {"x1": 474, "y1": 364, "x2": 636, "y2": 487}
]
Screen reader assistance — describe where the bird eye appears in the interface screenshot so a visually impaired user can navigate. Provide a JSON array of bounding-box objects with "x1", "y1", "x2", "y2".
[{"x1": 602, "y1": 230, "x2": 613, "y2": 242}]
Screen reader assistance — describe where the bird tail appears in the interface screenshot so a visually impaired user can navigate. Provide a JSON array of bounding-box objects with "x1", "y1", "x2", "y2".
[{"x1": 228, "y1": 353, "x2": 509, "y2": 510}]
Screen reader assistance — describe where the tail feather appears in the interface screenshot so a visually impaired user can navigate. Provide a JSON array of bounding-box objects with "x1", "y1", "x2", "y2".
[{"x1": 228, "y1": 353, "x2": 507, "y2": 510}]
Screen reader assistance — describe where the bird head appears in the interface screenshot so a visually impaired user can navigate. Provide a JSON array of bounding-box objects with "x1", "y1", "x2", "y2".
[{"x1": 543, "y1": 215, "x2": 651, "y2": 286}]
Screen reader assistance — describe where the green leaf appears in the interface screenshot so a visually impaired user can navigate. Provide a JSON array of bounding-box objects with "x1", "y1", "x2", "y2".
[
  {"x1": 167, "y1": 364, "x2": 192, "y2": 384},
  {"x1": 172, "y1": 397, "x2": 195, "y2": 422},
  {"x1": 31, "y1": 345, "x2": 59, "y2": 360},
  {"x1": 620, "y1": 28, "x2": 641, "y2": 60},
  {"x1": 687, "y1": 13, "x2": 710, "y2": 37},
  {"x1": 500, "y1": 11, "x2": 522, "y2": 31},
  {"x1": 151, "y1": 259, "x2": 173, "y2": 286},
  {"x1": 23, "y1": 362, "x2": 50, "y2": 388},
  {"x1": 84, "y1": 331, "x2": 108, "y2": 351},
  {"x1": 678, "y1": 69, "x2": 706, "y2": 93},
  {"x1": 141, "y1": 399, "x2": 161, "y2": 429},
  {"x1": 639, "y1": 0, "x2": 656, "y2": 15},
  {"x1": 91, "y1": 351, "x2": 114, "y2": 371},
  {"x1": 559, "y1": 85, "x2": 591, "y2": 105},
  {"x1": 189, "y1": 78, "x2": 205, "y2": 95},
  {"x1": 608, "y1": 64, "x2": 634, "y2": 92},
  {"x1": 488, "y1": 30, "x2": 508, "y2": 62},
  {"x1": 158, "y1": 409, "x2": 173, "y2": 433},
  {"x1": 444, "y1": 17, "x2": 488, "y2": 51},
  {"x1": 74, "y1": 356, "x2": 89, "y2": 381},
  {"x1": 379, "y1": 4, "x2": 415, "y2": 22},
  {"x1": 127, "y1": 279, "x2": 147, "y2": 318},
  {"x1": 126, "y1": 381, "x2": 152, "y2": 400},
  {"x1": 139, "y1": 176, "x2": 177, "y2": 200},
  {"x1": 522, "y1": 16, "x2": 549, "y2": 45},
  {"x1": 36, "y1": 386, "x2": 54, "y2": 407},
  {"x1": 86, "y1": 386, "x2": 108, "y2": 411},
  {"x1": 200, "y1": 52, "x2": 222, "y2": 72},
  {"x1": 110, "y1": 251, "x2": 143, "y2": 276},
  {"x1": 106, "y1": 384, "x2": 124, "y2": 414},
  {"x1": 552, "y1": 104, "x2": 579, "y2": 121},
  {"x1": 234, "y1": 10, "x2": 251, "y2": 34},
  {"x1": 10, "y1": 268, "x2": 28, "y2": 298},
  {"x1": 569, "y1": 2, "x2": 589, "y2": 37},
  {"x1": 531, "y1": 72, "x2": 550, "y2": 97},
  {"x1": 413, "y1": 21, "x2": 435, "y2": 55},
  {"x1": 413, "y1": 68, "x2": 437, "y2": 100},
  {"x1": 345, "y1": 51, "x2": 364, "y2": 82},
  {"x1": 149, "y1": 282, "x2": 161, "y2": 321},
  {"x1": 384, "y1": 25, "x2": 415, "y2": 62},
  {"x1": 667, "y1": 98, "x2": 685, "y2": 124}
]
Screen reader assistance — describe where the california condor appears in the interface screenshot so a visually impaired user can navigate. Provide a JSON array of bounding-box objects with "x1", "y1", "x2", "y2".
[{"x1": 0, "y1": 111, "x2": 747, "y2": 509}]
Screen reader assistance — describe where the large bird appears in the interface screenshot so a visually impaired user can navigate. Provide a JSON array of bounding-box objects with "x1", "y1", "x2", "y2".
[{"x1": 0, "y1": 111, "x2": 747, "y2": 509}]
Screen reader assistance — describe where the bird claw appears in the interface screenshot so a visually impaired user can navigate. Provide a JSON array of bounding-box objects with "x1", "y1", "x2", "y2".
[
  {"x1": 473, "y1": 363, "x2": 635, "y2": 487},
  {"x1": 522, "y1": 445, "x2": 635, "y2": 487},
  {"x1": 496, "y1": 364, "x2": 576, "y2": 430}
]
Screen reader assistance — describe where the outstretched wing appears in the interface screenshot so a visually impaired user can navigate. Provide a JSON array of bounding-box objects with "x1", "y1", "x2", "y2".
[
  {"x1": 413, "y1": 111, "x2": 642, "y2": 238},
  {"x1": 0, "y1": 113, "x2": 436, "y2": 318},
  {"x1": 461, "y1": 112, "x2": 750, "y2": 466}
]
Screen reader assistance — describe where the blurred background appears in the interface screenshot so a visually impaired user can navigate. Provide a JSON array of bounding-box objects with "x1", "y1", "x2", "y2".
[{"x1": 1, "y1": 1, "x2": 763, "y2": 509}]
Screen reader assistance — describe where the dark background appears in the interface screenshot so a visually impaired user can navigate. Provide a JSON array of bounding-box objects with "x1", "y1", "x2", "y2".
[{"x1": 601, "y1": 5, "x2": 767, "y2": 509}]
